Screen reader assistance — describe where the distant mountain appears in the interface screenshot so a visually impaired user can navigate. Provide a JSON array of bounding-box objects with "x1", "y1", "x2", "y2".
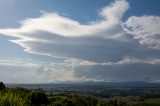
[{"x1": 6, "y1": 81, "x2": 160, "y2": 90}]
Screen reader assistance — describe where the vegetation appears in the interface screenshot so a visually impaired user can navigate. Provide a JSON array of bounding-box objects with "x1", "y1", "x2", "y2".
[
  {"x1": 0, "y1": 82, "x2": 6, "y2": 90},
  {"x1": 0, "y1": 82, "x2": 160, "y2": 106},
  {"x1": 0, "y1": 88, "x2": 31, "y2": 106},
  {"x1": 30, "y1": 91, "x2": 50, "y2": 105}
]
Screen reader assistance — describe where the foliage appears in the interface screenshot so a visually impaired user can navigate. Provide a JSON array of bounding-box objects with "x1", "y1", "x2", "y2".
[
  {"x1": 0, "y1": 82, "x2": 160, "y2": 106},
  {"x1": 30, "y1": 91, "x2": 50, "y2": 105},
  {"x1": 0, "y1": 82, "x2": 6, "y2": 90},
  {"x1": 50, "y1": 97, "x2": 74, "y2": 106},
  {"x1": 71, "y1": 94, "x2": 98, "y2": 106}
]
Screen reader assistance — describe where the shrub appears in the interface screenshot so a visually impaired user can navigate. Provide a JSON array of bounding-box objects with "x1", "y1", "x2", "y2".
[
  {"x1": 50, "y1": 97, "x2": 75, "y2": 106},
  {"x1": 30, "y1": 91, "x2": 50, "y2": 105},
  {"x1": 0, "y1": 82, "x2": 6, "y2": 90},
  {"x1": 71, "y1": 94, "x2": 98, "y2": 106}
]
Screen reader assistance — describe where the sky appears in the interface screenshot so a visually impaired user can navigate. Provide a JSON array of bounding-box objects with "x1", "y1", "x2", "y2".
[{"x1": 0, "y1": 0, "x2": 160, "y2": 83}]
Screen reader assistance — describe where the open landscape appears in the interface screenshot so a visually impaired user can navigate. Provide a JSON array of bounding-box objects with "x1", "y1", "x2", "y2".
[
  {"x1": 0, "y1": 0, "x2": 160, "y2": 105},
  {"x1": 0, "y1": 82, "x2": 160, "y2": 106}
]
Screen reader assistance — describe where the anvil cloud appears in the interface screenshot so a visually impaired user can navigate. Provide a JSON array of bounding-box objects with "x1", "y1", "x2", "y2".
[{"x1": 0, "y1": 0, "x2": 160, "y2": 83}]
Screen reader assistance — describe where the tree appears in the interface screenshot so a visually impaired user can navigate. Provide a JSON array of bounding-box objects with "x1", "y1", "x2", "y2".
[
  {"x1": 30, "y1": 91, "x2": 50, "y2": 105},
  {"x1": 50, "y1": 97, "x2": 75, "y2": 106},
  {"x1": 0, "y1": 82, "x2": 6, "y2": 90}
]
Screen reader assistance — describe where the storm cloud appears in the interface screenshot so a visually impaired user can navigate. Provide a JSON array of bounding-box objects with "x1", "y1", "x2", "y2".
[{"x1": 0, "y1": 0, "x2": 160, "y2": 82}]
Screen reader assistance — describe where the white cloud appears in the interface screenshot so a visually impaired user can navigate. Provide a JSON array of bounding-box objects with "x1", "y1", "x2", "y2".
[
  {"x1": 0, "y1": 0, "x2": 131, "y2": 61},
  {"x1": 116, "y1": 57, "x2": 160, "y2": 65},
  {"x1": 100, "y1": 0, "x2": 128, "y2": 21},
  {"x1": 0, "y1": 0, "x2": 160, "y2": 83},
  {"x1": 65, "y1": 57, "x2": 160, "y2": 67},
  {"x1": 123, "y1": 16, "x2": 160, "y2": 49},
  {"x1": 0, "y1": 59, "x2": 38, "y2": 68},
  {"x1": 0, "y1": 0, "x2": 129, "y2": 38},
  {"x1": 0, "y1": 59, "x2": 75, "y2": 83}
]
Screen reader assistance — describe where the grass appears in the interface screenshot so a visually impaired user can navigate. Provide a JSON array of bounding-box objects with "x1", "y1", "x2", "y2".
[
  {"x1": 0, "y1": 89, "x2": 31, "y2": 106},
  {"x1": 144, "y1": 98, "x2": 160, "y2": 105}
]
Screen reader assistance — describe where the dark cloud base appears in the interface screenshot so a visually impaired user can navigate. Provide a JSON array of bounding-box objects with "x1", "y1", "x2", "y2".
[{"x1": 74, "y1": 63, "x2": 160, "y2": 82}]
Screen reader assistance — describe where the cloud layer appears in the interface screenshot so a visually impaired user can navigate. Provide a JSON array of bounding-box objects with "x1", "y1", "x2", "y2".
[
  {"x1": 124, "y1": 16, "x2": 160, "y2": 49},
  {"x1": 0, "y1": 0, "x2": 160, "y2": 83}
]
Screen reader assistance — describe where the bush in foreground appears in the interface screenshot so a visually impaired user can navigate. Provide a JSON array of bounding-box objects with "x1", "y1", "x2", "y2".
[
  {"x1": 30, "y1": 91, "x2": 50, "y2": 105},
  {"x1": 0, "y1": 82, "x2": 6, "y2": 90}
]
